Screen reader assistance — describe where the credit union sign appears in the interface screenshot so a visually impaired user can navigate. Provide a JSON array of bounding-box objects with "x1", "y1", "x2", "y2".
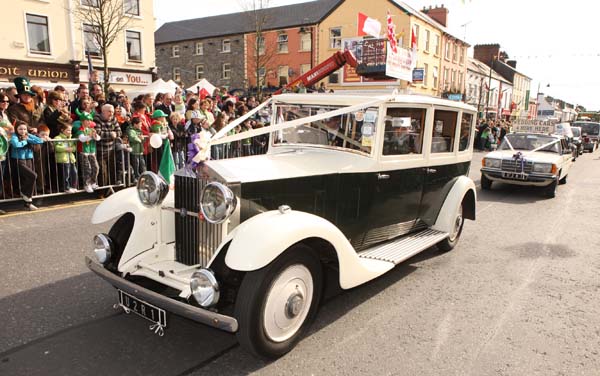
[{"x1": 0, "y1": 59, "x2": 73, "y2": 81}]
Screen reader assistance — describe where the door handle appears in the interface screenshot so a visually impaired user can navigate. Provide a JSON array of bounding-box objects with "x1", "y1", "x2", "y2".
[
  {"x1": 426, "y1": 168, "x2": 437, "y2": 173},
  {"x1": 377, "y1": 173, "x2": 390, "y2": 180}
]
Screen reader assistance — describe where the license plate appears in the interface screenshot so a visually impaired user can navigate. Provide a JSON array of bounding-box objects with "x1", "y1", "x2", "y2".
[
  {"x1": 502, "y1": 171, "x2": 527, "y2": 180},
  {"x1": 118, "y1": 290, "x2": 167, "y2": 327}
]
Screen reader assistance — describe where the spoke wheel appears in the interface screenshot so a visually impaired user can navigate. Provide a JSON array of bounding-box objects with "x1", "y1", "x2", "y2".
[{"x1": 235, "y1": 245, "x2": 322, "y2": 359}]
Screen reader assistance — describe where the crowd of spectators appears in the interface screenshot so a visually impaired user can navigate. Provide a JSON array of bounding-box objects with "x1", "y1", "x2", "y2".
[{"x1": 0, "y1": 75, "x2": 270, "y2": 213}]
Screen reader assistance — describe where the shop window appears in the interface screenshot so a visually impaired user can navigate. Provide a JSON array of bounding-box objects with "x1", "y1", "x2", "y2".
[
  {"x1": 26, "y1": 14, "x2": 51, "y2": 55},
  {"x1": 382, "y1": 107, "x2": 426, "y2": 156},
  {"x1": 126, "y1": 30, "x2": 142, "y2": 62},
  {"x1": 431, "y1": 110, "x2": 458, "y2": 153}
]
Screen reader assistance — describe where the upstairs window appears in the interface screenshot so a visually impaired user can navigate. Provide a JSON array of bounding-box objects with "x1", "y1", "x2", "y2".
[
  {"x1": 83, "y1": 23, "x2": 101, "y2": 58},
  {"x1": 257, "y1": 36, "x2": 265, "y2": 55},
  {"x1": 434, "y1": 35, "x2": 440, "y2": 55},
  {"x1": 300, "y1": 31, "x2": 311, "y2": 51},
  {"x1": 195, "y1": 64, "x2": 204, "y2": 80},
  {"x1": 424, "y1": 29, "x2": 430, "y2": 52},
  {"x1": 172, "y1": 45, "x2": 179, "y2": 57},
  {"x1": 126, "y1": 30, "x2": 142, "y2": 62},
  {"x1": 195, "y1": 42, "x2": 203, "y2": 55},
  {"x1": 277, "y1": 33, "x2": 288, "y2": 53},
  {"x1": 26, "y1": 14, "x2": 51, "y2": 55},
  {"x1": 81, "y1": 0, "x2": 99, "y2": 7},
  {"x1": 329, "y1": 27, "x2": 341, "y2": 49},
  {"x1": 124, "y1": 0, "x2": 139, "y2": 16},
  {"x1": 222, "y1": 63, "x2": 231, "y2": 79},
  {"x1": 222, "y1": 39, "x2": 231, "y2": 53},
  {"x1": 173, "y1": 67, "x2": 181, "y2": 82}
]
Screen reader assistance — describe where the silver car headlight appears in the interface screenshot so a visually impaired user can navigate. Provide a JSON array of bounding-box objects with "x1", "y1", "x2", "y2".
[
  {"x1": 484, "y1": 158, "x2": 501, "y2": 169},
  {"x1": 190, "y1": 269, "x2": 220, "y2": 307},
  {"x1": 137, "y1": 172, "x2": 168, "y2": 207},
  {"x1": 93, "y1": 233, "x2": 113, "y2": 265},
  {"x1": 200, "y1": 182, "x2": 237, "y2": 224},
  {"x1": 532, "y1": 163, "x2": 552, "y2": 173}
]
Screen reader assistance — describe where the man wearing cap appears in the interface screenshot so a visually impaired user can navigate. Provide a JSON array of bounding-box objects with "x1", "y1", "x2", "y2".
[
  {"x1": 94, "y1": 103, "x2": 122, "y2": 187},
  {"x1": 7, "y1": 77, "x2": 41, "y2": 134}
]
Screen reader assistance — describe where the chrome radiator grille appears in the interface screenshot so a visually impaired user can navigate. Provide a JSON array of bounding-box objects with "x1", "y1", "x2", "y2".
[
  {"x1": 501, "y1": 159, "x2": 533, "y2": 173},
  {"x1": 174, "y1": 174, "x2": 223, "y2": 266}
]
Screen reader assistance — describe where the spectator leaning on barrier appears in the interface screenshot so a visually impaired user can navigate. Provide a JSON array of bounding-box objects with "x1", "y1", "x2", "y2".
[
  {"x1": 74, "y1": 111, "x2": 100, "y2": 193},
  {"x1": 169, "y1": 112, "x2": 186, "y2": 169},
  {"x1": 53, "y1": 123, "x2": 78, "y2": 193},
  {"x1": 44, "y1": 90, "x2": 72, "y2": 138},
  {"x1": 9, "y1": 121, "x2": 43, "y2": 210},
  {"x1": 94, "y1": 104, "x2": 122, "y2": 186}
]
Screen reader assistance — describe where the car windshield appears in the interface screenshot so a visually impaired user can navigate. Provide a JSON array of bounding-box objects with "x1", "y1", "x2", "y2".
[
  {"x1": 571, "y1": 127, "x2": 581, "y2": 137},
  {"x1": 272, "y1": 104, "x2": 378, "y2": 155},
  {"x1": 499, "y1": 133, "x2": 560, "y2": 153},
  {"x1": 574, "y1": 122, "x2": 600, "y2": 136}
]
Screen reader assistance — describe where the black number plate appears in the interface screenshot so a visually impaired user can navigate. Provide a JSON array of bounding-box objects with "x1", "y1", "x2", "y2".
[
  {"x1": 118, "y1": 290, "x2": 167, "y2": 327},
  {"x1": 502, "y1": 171, "x2": 527, "y2": 180}
]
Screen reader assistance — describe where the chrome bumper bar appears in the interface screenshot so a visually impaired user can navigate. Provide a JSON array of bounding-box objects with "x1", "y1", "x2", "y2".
[{"x1": 85, "y1": 256, "x2": 238, "y2": 332}]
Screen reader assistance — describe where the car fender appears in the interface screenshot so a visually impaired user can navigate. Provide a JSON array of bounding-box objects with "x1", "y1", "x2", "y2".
[
  {"x1": 224, "y1": 210, "x2": 394, "y2": 289},
  {"x1": 92, "y1": 187, "x2": 175, "y2": 271},
  {"x1": 432, "y1": 175, "x2": 476, "y2": 234}
]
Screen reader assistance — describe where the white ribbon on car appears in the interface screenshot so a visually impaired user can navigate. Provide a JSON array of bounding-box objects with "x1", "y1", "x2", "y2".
[
  {"x1": 502, "y1": 135, "x2": 560, "y2": 156},
  {"x1": 192, "y1": 97, "x2": 388, "y2": 164}
]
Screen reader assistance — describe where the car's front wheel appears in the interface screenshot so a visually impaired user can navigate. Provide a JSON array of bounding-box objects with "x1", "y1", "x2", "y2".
[
  {"x1": 543, "y1": 178, "x2": 558, "y2": 198},
  {"x1": 234, "y1": 245, "x2": 323, "y2": 359},
  {"x1": 480, "y1": 173, "x2": 492, "y2": 190}
]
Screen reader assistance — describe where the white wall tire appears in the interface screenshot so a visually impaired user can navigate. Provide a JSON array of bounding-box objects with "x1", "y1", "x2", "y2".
[
  {"x1": 437, "y1": 203, "x2": 464, "y2": 252},
  {"x1": 234, "y1": 245, "x2": 322, "y2": 359}
]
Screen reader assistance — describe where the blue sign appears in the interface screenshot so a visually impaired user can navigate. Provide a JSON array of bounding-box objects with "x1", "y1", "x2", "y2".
[
  {"x1": 412, "y1": 68, "x2": 424, "y2": 82},
  {"x1": 448, "y1": 94, "x2": 463, "y2": 101}
]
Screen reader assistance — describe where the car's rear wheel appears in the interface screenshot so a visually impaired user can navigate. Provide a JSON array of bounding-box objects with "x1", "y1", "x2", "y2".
[
  {"x1": 234, "y1": 245, "x2": 323, "y2": 359},
  {"x1": 437, "y1": 203, "x2": 464, "y2": 252},
  {"x1": 480, "y1": 174, "x2": 492, "y2": 190}
]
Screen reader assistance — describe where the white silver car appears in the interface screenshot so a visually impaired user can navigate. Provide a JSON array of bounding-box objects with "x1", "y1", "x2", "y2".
[
  {"x1": 480, "y1": 132, "x2": 574, "y2": 197},
  {"x1": 86, "y1": 93, "x2": 478, "y2": 359}
]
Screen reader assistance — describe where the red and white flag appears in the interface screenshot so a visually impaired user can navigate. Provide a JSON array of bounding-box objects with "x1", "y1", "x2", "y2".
[
  {"x1": 386, "y1": 11, "x2": 397, "y2": 54},
  {"x1": 410, "y1": 25, "x2": 418, "y2": 68},
  {"x1": 357, "y1": 12, "x2": 381, "y2": 38}
]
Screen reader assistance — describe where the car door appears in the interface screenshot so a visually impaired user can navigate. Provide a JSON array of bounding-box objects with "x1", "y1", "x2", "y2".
[
  {"x1": 348, "y1": 106, "x2": 428, "y2": 251},
  {"x1": 419, "y1": 108, "x2": 471, "y2": 225}
]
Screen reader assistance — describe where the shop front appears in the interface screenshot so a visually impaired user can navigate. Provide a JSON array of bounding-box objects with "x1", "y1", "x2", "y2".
[
  {"x1": 79, "y1": 68, "x2": 154, "y2": 94},
  {"x1": 0, "y1": 58, "x2": 80, "y2": 94}
]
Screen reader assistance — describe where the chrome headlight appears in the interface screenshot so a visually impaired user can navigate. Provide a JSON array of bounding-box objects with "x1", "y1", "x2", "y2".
[
  {"x1": 93, "y1": 233, "x2": 113, "y2": 265},
  {"x1": 190, "y1": 269, "x2": 220, "y2": 307},
  {"x1": 137, "y1": 172, "x2": 168, "y2": 207},
  {"x1": 532, "y1": 163, "x2": 552, "y2": 173},
  {"x1": 484, "y1": 158, "x2": 501, "y2": 169},
  {"x1": 200, "y1": 182, "x2": 237, "y2": 224}
]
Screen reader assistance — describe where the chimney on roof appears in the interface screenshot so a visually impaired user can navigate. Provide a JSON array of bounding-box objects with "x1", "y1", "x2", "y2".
[
  {"x1": 473, "y1": 44, "x2": 501, "y2": 67},
  {"x1": 422, "y1": 4, "x2": 449, "y2": 27},
  {"x1": 506, "y1": 60, "x2": 517, "y2": 69}
]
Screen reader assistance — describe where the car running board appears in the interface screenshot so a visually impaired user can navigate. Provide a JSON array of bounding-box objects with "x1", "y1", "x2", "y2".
[{"x1": 358, "y1": 229, "x2": 449, "y2": 265}]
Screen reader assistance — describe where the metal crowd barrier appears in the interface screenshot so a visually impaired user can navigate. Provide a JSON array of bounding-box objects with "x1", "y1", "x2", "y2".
[{"x1": 0, "y1": 132, "x2": 270, "y2": 204}]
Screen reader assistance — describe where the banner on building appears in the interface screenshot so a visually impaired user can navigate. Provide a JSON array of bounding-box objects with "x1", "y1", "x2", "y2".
[{"x1": 385, "y1": 43, "x2": 414, "y2": 81}]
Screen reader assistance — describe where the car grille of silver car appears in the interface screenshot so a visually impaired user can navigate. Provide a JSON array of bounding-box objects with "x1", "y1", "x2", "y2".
[
  {"x1": 174, "y1": 174, "x2": 223, "y2": 266},
  {"x1": 501, "y1": 159, "x2": 533, "y2": 173}
]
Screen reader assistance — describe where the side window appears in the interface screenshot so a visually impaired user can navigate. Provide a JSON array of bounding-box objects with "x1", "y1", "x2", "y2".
[
  {"x1": 459, "y1": 112, "x2": 473, "y2": 151},
  {"x1": 382, "y1": 108, "x2": 426, "y2": 156},
  {"x1": 431, "y1": 110, "x2": 458, "y2": 153}
]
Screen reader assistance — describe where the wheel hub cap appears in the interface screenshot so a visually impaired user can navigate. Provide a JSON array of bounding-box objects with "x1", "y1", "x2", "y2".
[{"x1": 285, "y1": 290, "x2": 304, "y2": 319}]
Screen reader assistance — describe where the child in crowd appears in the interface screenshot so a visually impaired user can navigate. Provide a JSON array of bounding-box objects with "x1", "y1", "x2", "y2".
[
  {"x1": 36, "y1": 124, "x2": 53, "y2": 193},
  {"x1": 127, "y1": 117, "x2": 146, "y2": 183},
  {"x1": 149, "y1": 109, "x2": 172, "y2": 172},
  {"x1": 53, "y1": 123, "x2": 78, "y2": 193},
  {"x1": 74, "y1": 112, "x2": 101, "y2": 193},
  {"x1": 169, "y1": 112, "x2": 186, "y2": 169},
  {"x1": 9, "y1": 121, "x2": 44, "y2": 210}
]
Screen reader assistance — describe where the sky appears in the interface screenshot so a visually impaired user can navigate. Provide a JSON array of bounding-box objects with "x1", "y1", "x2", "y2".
[{"x1": 154, "y1": 0, "x2": 600, "y2": 110}]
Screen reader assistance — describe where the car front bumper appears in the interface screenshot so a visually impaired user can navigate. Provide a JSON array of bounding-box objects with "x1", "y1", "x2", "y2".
[
  {"x1": 86, "y1": 256, "x2": 239, "y2": 332},
  {"x1": 481, "y1": 168, "x2": 556, "y2": 186}
]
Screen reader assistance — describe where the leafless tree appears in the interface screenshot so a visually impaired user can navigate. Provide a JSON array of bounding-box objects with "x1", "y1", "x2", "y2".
[
  {"x1": 72, "y1": 0, "x2": 136, "y2": 95},
  {"x1": 239, "y1": 0, "x2": 278, "y2": 100}
]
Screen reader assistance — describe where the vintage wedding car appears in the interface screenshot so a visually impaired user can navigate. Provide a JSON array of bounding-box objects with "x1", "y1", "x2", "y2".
[{"x1": 86, "y1": 92, "x2": 477, "y2": 358}]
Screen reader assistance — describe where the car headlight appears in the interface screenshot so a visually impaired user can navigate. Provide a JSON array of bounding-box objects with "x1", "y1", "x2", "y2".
[
  {"x1": 200, "y1": 182, "x2": 237, "y2": 224},
  {"x1": 190, "y1": 269, "x2": 220, "y2": 307},
  {"x1": 532, "y1": 163, "x2": 552, "y2": 173},
  {"x1": 93, "y1": 233, "x2": 113, "y2": 265},
  {"x1": 484, "y1": 158, "x2": 501, "y2": 169},
  {"x1": 137, "y1": 172, "x2": 168, "y2": 207}
]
